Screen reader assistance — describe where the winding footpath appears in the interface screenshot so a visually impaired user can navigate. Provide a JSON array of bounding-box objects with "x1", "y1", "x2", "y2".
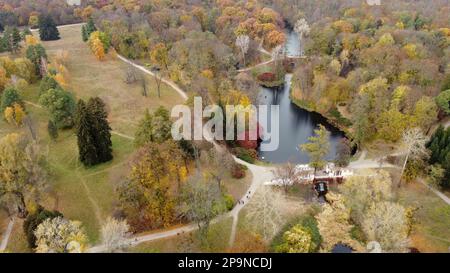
[
  {"x1": 116, "y1": 55, "x2": 188, "y2": 100},
  {"x1": 0, "y1": 218, "x2": 15, "y2": 252},
  {"x1": 87, "y1": 53, "x2": 276, "y2": 252}
]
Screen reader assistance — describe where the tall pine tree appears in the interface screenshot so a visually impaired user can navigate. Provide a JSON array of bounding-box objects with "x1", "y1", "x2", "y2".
[
  {"x1": 81, "y1": 25, "x2": 88, "y2": 42},
  {"x1": 87, "y1": 97, "x2": 113, "y2": 163},
  {"x1": 38, "y1": 15, "x2": 60, "y2": 41},
  {"x1": 427, "y1": 125, "x2": 450, "y2": 188},
  {"x1": 82, "y1": 18, "x2": 97, "y2": 42},
  {"x1": 76, "y1": 99, "x2": 98, "y2": 166}
]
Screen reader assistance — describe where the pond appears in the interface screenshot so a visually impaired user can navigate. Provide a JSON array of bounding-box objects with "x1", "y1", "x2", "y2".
[{"x1": 257, "y1": 31, "x2": 346, "y2": 164}]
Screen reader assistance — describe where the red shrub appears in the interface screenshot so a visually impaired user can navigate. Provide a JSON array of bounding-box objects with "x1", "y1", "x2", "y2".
[
  {"x1": 237, "y1": 129, "x2": 260, "y2": 149},
  {"x1": 257, "y1": 72, "x2": 276, "y2": 82},
  {"x1": 231, "y1": 164, "x2": 246, "y2": 179}
]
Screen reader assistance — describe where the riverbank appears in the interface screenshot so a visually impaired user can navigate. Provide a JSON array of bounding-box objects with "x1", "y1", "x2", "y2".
[{"x1": 289, "y1": 89, "x2": 353, "y2": 138}]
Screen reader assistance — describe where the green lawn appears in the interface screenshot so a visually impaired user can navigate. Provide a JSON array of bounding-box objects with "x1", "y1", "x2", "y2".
[
  {"x1": 398, "y1": 182, "x2": 450, "y2": 252},
  {"x1": 34, "y1": 24, "x2": 184, "y2": 136}
]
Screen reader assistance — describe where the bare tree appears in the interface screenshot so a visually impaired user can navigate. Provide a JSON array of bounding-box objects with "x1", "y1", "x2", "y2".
[
  {"x1": 271, "y1": 44, "x2": 285, "y2": 77},
  {"x1": 180, "y1": 174, "x2": 226, "y2": 246},
  {"x1": 271, "y1": 44, "x2": 285, "y2": 61},
  {"x1": 153, "y1": 67, "x2": 163, "y2": 98},
  {"x1": 294, "y1": 18, "x2": 310, "y2": 56},
  {"x1": 39, "y1": 56, "x2": 48, "y2": 78},
  {"x1": 200, "y1": 148, "x2": 234, "y2": 191},
  {"x1": 124, "y1": 65, "x2": 137, "y2": 84},
  {"x1": 235, "y1": 35, "x2": 250, "y2": 67},
  {"x1": 141, "y1": 77, "x2": 147, "y2": 97},
  {"x1": 398, "y1": 128, "x2": 428, "y2": 187},
  {"x1": 272, "y1": 162, "x2": 298, "y2": 193},
  {"x1": 100, "y1": 217, "x2": 131, "y2": 253},
  {"x1": 245, "y1": 186, "x2": 285, "y2": 241}
]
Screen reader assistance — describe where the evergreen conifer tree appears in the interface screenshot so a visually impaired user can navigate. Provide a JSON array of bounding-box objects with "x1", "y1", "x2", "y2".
[
  {"x1": 81, "y1": 25, "x2": 88, "y2": 42},
  {"x1": 86, "y1": 18, "x2": 97, "y2": 35},
  {"x1": 87, "y1": 97, "x2": 113, "y2": 163},
  {"x1": 11, "y1": 27, "x2": 22, "y2": 53},
  {"x1": 75, "y1": 99, "x2": 98, "y2": 166},
  {"x1": 82, "y1": 18, "x2": 97, "y2": 42},
  {"x1": 38, "y1": 15, "x2": 60, "y2": 41}
]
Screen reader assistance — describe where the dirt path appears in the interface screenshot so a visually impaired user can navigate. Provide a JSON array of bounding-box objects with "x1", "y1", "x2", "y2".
[
  {"x1": 30, "y1": 23, "x2": 86, "y2": 33},
  {"x1": 0, "y1": 218, "x2": 15, "y2": 251},
  {"x1": 418, "y1": 179, "x2": 450, "y2": 206},
  {"x1": 237, "y1": 58, "x2": 274, "y2": 72},
  {"x1": 228, "y1": 158, "x2": 275, "y2": 247},
  {"x1": 24, "y1": 101, "x2": 43, "y2": 109},
  {"x1": 116, "y1": 55, "x2": 188, "y2": 100},
  {"x1": 111, "y1": 131, "x2": 134, "y2": 140},
  {"x1": 77, "y1": 173, "x2": 103, "y2": 225}
]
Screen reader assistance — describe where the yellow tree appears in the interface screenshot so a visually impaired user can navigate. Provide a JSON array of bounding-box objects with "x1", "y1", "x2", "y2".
[
  {"x1": 376, "y1": 108, "x2": 410, "y2": 142},
  {"x1": 4, "y1": 103, "x2": 25, "y2": 126},
  {"x1": 162, "y1": 140, "x2": 188, "y2": 192},
  {"x1": 390, "y1": 85, "x2": 410, "y2": 110},
  {"x1": 28, "y1": 15, "x2": 39, "y2": 29},
  {"x1": 54, "y1": 73, "x2": 67, "y2": 87},
  {"x1": 150, "y1": 43, "x2": 169, "y2": 98},
  {"x1": 0, "y1": 67, "x2": 8, "y2": 92},
  {"x1": 300, "y1": 125, "x2": 330, "y2": 173},
  {"x1": 88, "y1": 32, "x2": 105, "y2": 61},
  {"x1": 315, "y1": 192, "x2": 363, "y2": 252},
  {"x1": 411, "y1": 96, "x2": 438, "y2": 132},
  {"x1": 0, "y1": 133, "x2": 46, "y2": 218},
  {"x1": 150, "y1": 43, "x2": 169, "y2": 70},
  {"x1": 117, "y1": 143, "x2": 176, "y2": 231},
  {"x1": 25, "y1": 35, "x2": 39, "y2": 46},
  {"x1": 276, "y1": 224, "x2": 313, "y2": 253}
]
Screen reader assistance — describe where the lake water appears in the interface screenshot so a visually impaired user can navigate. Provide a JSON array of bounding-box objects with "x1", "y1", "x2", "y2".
[{"x1": 257, "y1": 31, "x2": 345, "y2": 164}]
